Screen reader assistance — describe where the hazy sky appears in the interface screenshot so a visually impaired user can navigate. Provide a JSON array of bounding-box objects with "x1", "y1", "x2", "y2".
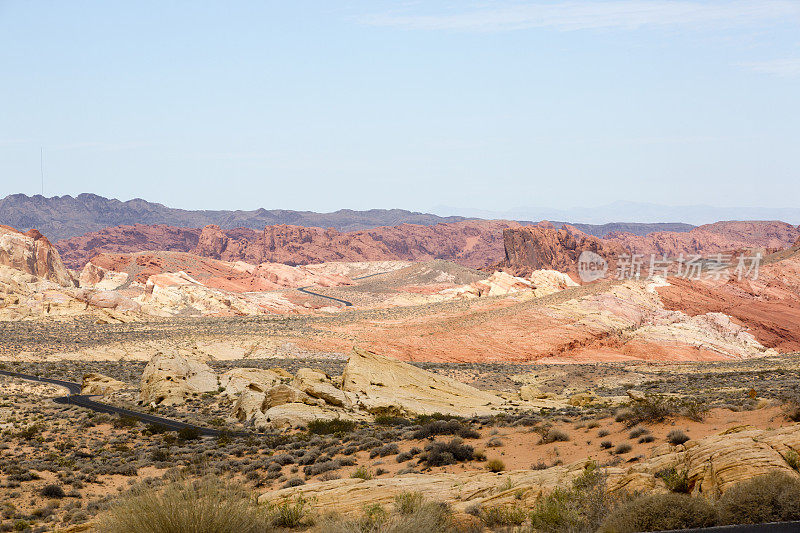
[{"x1": 1, "y1": 1, "x2": 799, "y2": 213}]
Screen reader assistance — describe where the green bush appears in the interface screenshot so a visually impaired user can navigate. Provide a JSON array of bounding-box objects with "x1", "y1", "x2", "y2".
[
  {"x1": 100, "y1": 476, "x2": 270, "y2": 533},
  {"x1": 666, "y1": 429, "x2": 689, "y2": 445},
  {"x1": 486, "y1": 459, "x2": 505, "y2": 473},
  {"x1": 178, "y1": 427, "x2": 201, "y2": 441},
  {"x1": 599, "y1": 493, "x2": 717, "y2": 533},
  {"x1": 540, "y1": 428, "x2": 570, "y2": 444},
  {"x1": 717, "y1": 471, "x2": 800, "y2": 525},
  {"x1": 267, "y1": 496, "x2": 310, "y2": 528},
  {"x1": 307, "y1": 419, "x2": 356, "y2": 435},
  {"x1": 479, "y1": 504, "x2": 527, "y2": 527},
  {"x1": 530, "y1": 462, "x2": 617, "y2": 533},
  {"x1": 655, "y1": 467, "x2": 690, "y2": 493},
  {"x1": 316, "y1": 499, "x2": 457, "y2": 533}
]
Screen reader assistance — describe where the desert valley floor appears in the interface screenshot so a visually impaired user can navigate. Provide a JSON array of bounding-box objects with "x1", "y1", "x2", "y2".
[{"x1": 2, "y1": 219, "x2": 800, "y2": 532}]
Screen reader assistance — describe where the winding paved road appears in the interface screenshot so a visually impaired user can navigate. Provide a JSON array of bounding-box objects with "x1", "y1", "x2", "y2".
[
  {"x1": 0, "y1": 369, "x2": 228, "y2": 437},
  {"x1": 297, "y1": 270, "x2": 390, "y2": 307}
]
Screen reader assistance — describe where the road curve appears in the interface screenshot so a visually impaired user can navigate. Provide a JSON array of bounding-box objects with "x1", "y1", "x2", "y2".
[
  {"x1": 297, "y1": 270, "x2": 391, "y2": 307},
  {"x1": 0, "y1": 369, "x2": 233, "y2": 437}
]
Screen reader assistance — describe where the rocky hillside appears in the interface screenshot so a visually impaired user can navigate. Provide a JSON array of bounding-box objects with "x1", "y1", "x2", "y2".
[
  {"x1": 0, "y1": 193, "x2": 467, "y2": 241},
  {"x1": 56, "y1": 220, "x2": 521, "y2": 269},
  {"x1": 501, "y1": 221, "x2": 800, "y2": 276}
]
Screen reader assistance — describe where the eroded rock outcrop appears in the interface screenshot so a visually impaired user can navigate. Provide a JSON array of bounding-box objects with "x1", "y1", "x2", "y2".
[
  {"x1": 139, "y1": 352, "x2": 218, "y2": 406},
  {"x1": 341, "y1": 348, "x2": 505, "y2": 416},
  {"x1": 0, "y1": 225, "x2": 74, "y2": 287},
  {"x1": 81, "y1": 373, "x2": 126, "y2": 396}
]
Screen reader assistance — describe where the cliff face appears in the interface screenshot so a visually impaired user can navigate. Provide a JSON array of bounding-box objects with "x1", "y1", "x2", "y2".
[
  {"x1": 0, "y1": 225, "x2": 75, "y2": 287},
  {"x1": 56, "y1": 220, "x2": 520, "y2": 269},
  {"x1": 500, "y1": 224, "x2": 625, "y2": 276},
  {"x1": 500, "y1": 221, "x2": 800, "y2": 278}
]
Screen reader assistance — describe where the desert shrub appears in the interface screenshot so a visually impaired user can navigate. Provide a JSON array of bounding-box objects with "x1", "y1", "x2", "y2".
[
  {"x1": 628, "y1": 426, "x2": 648, "y2": 439},
  {"x1": 614, "y1": 443, "x2": 632, "y2": 455},
  {"x1": 100, "y1": 476, "x2": 269, "y2": 533},
  {"x1": 151, "y1": 449, "x2": 169, "y2": 462},
  {"x1": 597, "y1": 429, "x2": 610, "y2": 437},
  {"x1": 412, "y1": 420, "x2": 479, "y2": 440},
  {"x1": 374, "y1": 416, "x2": 411, "y2": 427},
  {"x1": 666, "y1": 429, "x2": 690, "y2": 445},
  {"x1": 540, "y1": 429, "x2": 570, "y2": 444},
  {"x1": 638, "y1": 435, "x2": 655, "y2": 443},
  {"x1": 307, "y1": 419, "x2": 356, "y2": 435},
  {"x1": 282, "y1": 477, "x2": 305, "y2": 489},
  {"x1": 373, "y1": 443, "x2": 399, "y2": 458},
  {"x1": 316, "y1": 498, "x2": 456, "y2": 533},
  {"x1": 178, "y1": 427, "x2": 200, "y2": 441},
  {"x1": 655, "y1": 467, "x2": 690, "y2": 493},
  {"x1": 303, "y1": 460, "x2": 341, "y2": 477},
  {"x1": 14, "y1": 424, "x2": 42, "y2": 440},
  {"x1": 350, "y1": 466, "x2": 372, "y2": 480},
  {"x1": 413, "y1": 413, "x2": 463, "y2": 425},
  {"x1": 479, "y1": 505, "x2": 527, "y2": 527},
  {"x1": 600, "y1": 441, "x2": 613, "y2": 449},
  {"x1": 423, "y1": 438, "x2": 474, "y2": 466},
  {"x1": 530, "y1": 462, "x2": 618, "y2": 533},
  {"x1": 625, "y1": 395, "x2": 705, "y2": 427},
  {"x1": 113, "y1": 416, "x2": 139, "y2": 429},
  {"x1": 394, "y1": 492, "x2": 424, "y2": 515},
  {"x1": 41, "y1": 484, "x2": 65, "y2": 498},
  {"x1": 144, "y1": 423, "x2": 168, "y2": 435},
  {"x1": 783, "y1": 449, "x2": 800, "y2": 471},
  {"x1": 599, "y1": 493, "x2": 717, "y2": 533},
  {"x1": 272, "y1": 454, "x2": 296, "y2": 466},
  {"x1": 396, "y1": 451, "x2": 413, "y2": 463},
  {"x1": 717, "y1": 471, "x2": 800, "y2": 525},
  {"x1": 486, "y1": 459, "x2": 505, "y2": 473},
  {"x1": 267, "y1": 496, "x2": 311, "y2": 528}
]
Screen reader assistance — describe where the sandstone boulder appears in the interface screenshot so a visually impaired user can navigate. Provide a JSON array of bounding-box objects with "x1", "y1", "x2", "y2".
[
  {"x1": 139, "y1": 352, "x2": 218, "y2": 406},
  {"x1": 341, "y1": 347, "x2": 505, "y2": 416},
  {"x1": 0, "y1": 226, "x2": 75, "y2": 287},
  {"x1": 220, "y1": 368, "x2": 285, "y2": 398},
  {"x1": 262, "y1": 403, "x2": 355, "y2": 430},
  {"x1": 80, "y1": 373, "x2": 126, "y2": 396},
  {"x1": 519, "y1": 385, "x2": 548, "y2": 401},
  {"x1": 293, "y1": 368, "x2": 351, "y2": 408},
  {"x1": 265, "y1": 384, "x2": 321, "y2": 409}
]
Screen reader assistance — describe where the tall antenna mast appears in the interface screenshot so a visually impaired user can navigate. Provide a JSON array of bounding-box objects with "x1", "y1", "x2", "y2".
[{"x1": 40, "y1": 147, "x2": 44, "y2": 196}]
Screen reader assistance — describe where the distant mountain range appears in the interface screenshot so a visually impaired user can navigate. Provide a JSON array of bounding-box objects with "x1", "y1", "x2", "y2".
[
  {"x1": 0, "y1": 194, "x2": 700, "y2": 241},
  {"x1": 436, "y1": 201, "x2": 800, "y2": 226},
  {"x1": 0, "y1": 194, "x2": 466, "y2": 241}
]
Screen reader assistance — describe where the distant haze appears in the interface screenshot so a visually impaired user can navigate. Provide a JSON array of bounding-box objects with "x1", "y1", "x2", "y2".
[{"x1": 435, "y1": 202, "x2": 800, "y2": 226}]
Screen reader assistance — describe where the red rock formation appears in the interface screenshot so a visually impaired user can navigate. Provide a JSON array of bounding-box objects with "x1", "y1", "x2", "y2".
[
  {"x1": 0, "y1": 225, "x2": 75, "y2": 286},
  {"x1": 657, "y1": 249, "x2": 800, "y2": 352},
  {"x1": 498, "y1": 223, "x2": 627, "y2": 277},
  {"x1": 608, "y1": 221, "x2": 800, "y2": 257},
  {"x1": 57, "y1": 220, "x2": 519, "y2": 269},
  {"x1": 56, "y1": 224, "x2": 201, "y2": 269},
  {"x1": 86, "y1": 251, "x2": 353, "y2": 292}
]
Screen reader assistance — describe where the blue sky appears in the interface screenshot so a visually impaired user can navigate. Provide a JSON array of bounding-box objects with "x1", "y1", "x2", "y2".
[{"x1": 1, "y1": 1, "x2": 798, "y2": 214}]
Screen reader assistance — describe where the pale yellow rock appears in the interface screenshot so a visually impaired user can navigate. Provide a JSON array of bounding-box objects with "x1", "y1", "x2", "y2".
[
  {"x1": 265, "y1": 384, "x2": 322, "y2": 409},
  {"x1": 519, "y1": 385, "x2": 548, "y2": 401},
  {"x1": 80, "y1": 373, "x2": 126, "y2": 396},
  {"x1": 219, "y1": 368, "x2": 284, "y2": 398},
  {"x1": 139, "y1": 352, "x2": 218, "y2": 406},
  {"x1": 568, "y1": 393, "x2": 596, "y2": 407},
  {"x1": 262, "y1": 403, "x2": 356, "y2": 429},
  {"x1": 293, "y1": 368, "x2": 351, "y2": 408},
  {"x1": 341, "y1": 347, "x2": 506, "y2": 416}
]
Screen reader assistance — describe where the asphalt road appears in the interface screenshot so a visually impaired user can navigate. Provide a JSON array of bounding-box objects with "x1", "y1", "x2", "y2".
[
  {"x1": 297, "y1": 270, "x2": 390, "y2": 307},
  {"x1": 0, "y1": 369, "x2": 229, "y2": 437}
]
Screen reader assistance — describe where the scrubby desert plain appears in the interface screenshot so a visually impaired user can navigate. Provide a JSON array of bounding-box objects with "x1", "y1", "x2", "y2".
[{"x1": 2, "y1": 218, "x2": 800, "y2": 532}]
